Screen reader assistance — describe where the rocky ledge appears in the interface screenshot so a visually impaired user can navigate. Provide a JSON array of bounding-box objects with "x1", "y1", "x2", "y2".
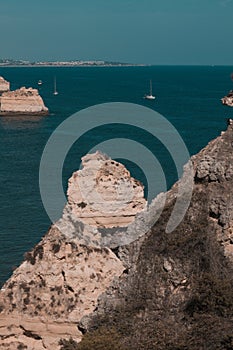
[
  {"x1": 0, "y1": 87, "x2": 48, "y2": 116},
  {"x1": 221, "y1": 90, "x2": 233, "y2": 107}
]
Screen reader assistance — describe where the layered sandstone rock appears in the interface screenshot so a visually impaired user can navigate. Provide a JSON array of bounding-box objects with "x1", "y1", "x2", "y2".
[
  {"x1": 221, "y1": 90, "x2": 233, "y2": 107},
  {"x1": 2, "y1": 122, "x2": 233, "y2": 349},
  {"x1": 54, "y1": 152, "x2": 150, "y2": 249},
  {"x1": 0, "y1": 87, "x2": 48, "y2": 115},
  {"x1": 66, "y1": 152, "x2": 147, "y2": 228},
  {"x1": 0, "y1": 76, "x2": 10, "y2": 93},
  {"x1": 0, "y1": 154, "x2": 146, "y2": 349},
  {"x1": 0, "y1": 227, "x2": 124, "y2": 349}
]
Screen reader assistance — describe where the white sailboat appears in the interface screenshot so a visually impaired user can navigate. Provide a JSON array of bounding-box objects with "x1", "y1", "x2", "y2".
[
  {"x1": 144, "y1": 80, "x2": 155, "y2": 100},
  {"x1": 53, "y1": 76, "x2": 58, "y2": 95}
]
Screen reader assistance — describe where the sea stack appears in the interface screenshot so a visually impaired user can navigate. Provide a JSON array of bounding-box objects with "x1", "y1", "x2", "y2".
[
  {"x1": 67, "y1": 152, "x2": 147, "y2": 228},
  {"x1": 0, "y1": 87, "x2": 49, "y2": 115},
  {"x1": 0, "y1": 153, "x2": 147, "y2": 349},
  {"x1": 0, "y1": 76, "x2": 10, "y2": 93}
]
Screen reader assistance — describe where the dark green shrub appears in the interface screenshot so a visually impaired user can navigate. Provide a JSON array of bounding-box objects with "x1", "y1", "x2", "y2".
[
  {"x1": 59, "y1": 337, "x2": 79, "y2": 350},
  {"x1": 186, "y1": 272, "x2": 233, "y2": 317},
  {"x1": 72, "y1": 328, "x2": 125, "y2": 350}
]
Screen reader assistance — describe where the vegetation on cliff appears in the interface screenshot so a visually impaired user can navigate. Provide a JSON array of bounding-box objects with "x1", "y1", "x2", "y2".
[
  {"x1": 68, "y1": 189, "x2": 233, "y2": 350},
  {"x1": 69, "y1": 123, "x2": 233, "y2": 350},
  {"x1": 1, "y1": 122, "x2": 233, "y2": 350}
]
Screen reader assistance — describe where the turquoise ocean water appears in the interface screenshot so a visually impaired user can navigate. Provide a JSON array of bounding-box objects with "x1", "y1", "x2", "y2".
[{"x1": 0, "y1": 65, "x2": 233, "y2": 286}]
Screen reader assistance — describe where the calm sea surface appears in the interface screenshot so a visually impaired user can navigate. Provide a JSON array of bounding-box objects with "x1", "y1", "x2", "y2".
[{"x1": 0, "y1": 66, "x2": 233, "y2": 286}]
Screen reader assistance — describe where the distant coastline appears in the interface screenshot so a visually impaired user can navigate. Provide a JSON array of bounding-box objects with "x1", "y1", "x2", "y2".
[{"x1": 0, "y1": 59, "x2": 147, "y2": 68}]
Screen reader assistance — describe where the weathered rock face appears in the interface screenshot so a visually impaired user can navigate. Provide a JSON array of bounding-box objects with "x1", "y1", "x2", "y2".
[
  {"x1": 67, "y1": 152, "x2": 147, "y2": 228},
  {"x1": 0, "y1": 87, "x2": 48, "y2": 115},
  {"x1": 1, "y1": 122, "x2": 233, "y2": 349},
  {"x1": 0, "y1": 153, "x2": 146, "y2": 349},
  {"x1": 193, "y1": 119, "x2": 233, "y2": 261},
  {"x1": 221, "y1": 90, "x2": 233, "y2": 107},
  {"x1": 77, "y1": 121, "x2": 233, "y2": 350},
  {"x1": 0, "y1": 227, "x2": 124, "y2": 349},
  {"x1": 54, "y1": 151, "x2": 148, "y2": 250},
  {"x1": 0, "y1": 76, "x2": 10, "y2": 93}
]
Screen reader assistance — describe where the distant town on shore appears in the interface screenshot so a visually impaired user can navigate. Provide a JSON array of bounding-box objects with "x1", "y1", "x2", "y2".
[{"x1": 0, "y1": 58, "x2": 146, "y2": 67}]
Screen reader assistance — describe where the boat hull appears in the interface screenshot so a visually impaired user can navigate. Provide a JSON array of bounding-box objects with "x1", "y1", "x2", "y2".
[{"x1": 144, "y1": 95, "x2": 155, "y2": 100}]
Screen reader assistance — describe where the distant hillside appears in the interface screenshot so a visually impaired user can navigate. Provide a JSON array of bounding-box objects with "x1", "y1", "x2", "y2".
[{"x1": 0, "y1": 59, "x2": 144, "y2": 67}]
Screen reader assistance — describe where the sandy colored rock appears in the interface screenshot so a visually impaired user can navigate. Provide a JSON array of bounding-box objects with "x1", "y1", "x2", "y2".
[
  {"x1": 2, "y1": 120, "x2": 233, "y2": 349},
  {"x1": 0, "y1": 87, "x2": 48, "y2": 115},
  {"x1": 0, "y1": 76, "x2": 10, "y2": 93},
  {"x1": 67, "y1": 151, "x2": 147, "y2": 228},
  {"x1": 0, "y1": 153, "x2": 147, "y2": 348},
  {"x1": 0, "y1": 227, "x2": 124, "y2": 349},
  {"x1": 76, "y1": 120, "x2": 233, "y2": 350},
  {"x1": 221, "y1": 90, "x2": 233, "y2": 107}
]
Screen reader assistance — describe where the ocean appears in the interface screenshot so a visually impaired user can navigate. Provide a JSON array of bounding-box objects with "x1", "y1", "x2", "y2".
[{"x1": 0, "y1": 65, "x2": 233, "y2": 286}]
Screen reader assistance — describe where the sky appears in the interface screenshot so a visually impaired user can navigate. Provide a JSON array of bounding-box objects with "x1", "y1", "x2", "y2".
[{"x1": 0, "y1": 0, "x2": 233, "y2": 65}]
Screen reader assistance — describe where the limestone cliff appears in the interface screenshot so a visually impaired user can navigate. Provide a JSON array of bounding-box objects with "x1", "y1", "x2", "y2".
[
  {"x1": 77, "y1": 120, "x2": 233, "y2": 350},
  {"x1": 1, "y1": 122, "x2": 233, "y2": 350},
  {"x1": 0, "y1": 155, "x2": 145, "y2": 350},
  {"x1": 66, "y1": 152, "x2": 147, "y2": 228},
  {"x1": 0, "y1": 228, "x2": 124, "y2": 349},
  {"x1": 0, "y1": 76, "x2": 10, "y2": 93},
  {"x1": 0, "y1": 87, "x2": 48, "y2": 115}
]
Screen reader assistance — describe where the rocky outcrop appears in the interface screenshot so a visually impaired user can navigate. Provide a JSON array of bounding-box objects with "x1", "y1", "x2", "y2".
[
  {"x1": 193, "y1": 119, "x2": 233, "y2": 260},
  {"x1": 0, "y1": 87, "x2": 48, "y2": 115},
  {"x1": 0, "y1": 76, "x2": 10, "y2": 93},
  {"x1": 55, "y1": 151, "x2": 150, "y2": 249},
  {"x1": 0, "y1": 154, "x2": 146, "y2": 349},
  {"x1": 0, "y1": 227, "x2": 124, "y2": 349},
  {"x1": 66, "y1": 152, "x2": 147, "y2": 228},
  {"x1": 1, "y1": 121, "x2": 233, "y2": 349},
  {"x1": 76, "y1": 120, "x2": 233, "y2": 350},
  {"x1": 221, "y1": 90, "x2": 233, "y2": 106}
]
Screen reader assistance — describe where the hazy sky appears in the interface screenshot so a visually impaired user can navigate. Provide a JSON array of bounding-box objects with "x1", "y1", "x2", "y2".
[{"x1": 0, "y1": 0, "x2": 233, "y2": 65}]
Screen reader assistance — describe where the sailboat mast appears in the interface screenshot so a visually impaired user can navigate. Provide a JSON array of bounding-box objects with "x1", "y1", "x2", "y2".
[
  {"x1": 53, "y1": 76, "x2": 58, "y2": 95},
  {"x1": 150, "y1": 80, "x2": 152, "y2": 95},
  {"x1": 143, "y1": 79, "x2": 155, "y2": 100}
]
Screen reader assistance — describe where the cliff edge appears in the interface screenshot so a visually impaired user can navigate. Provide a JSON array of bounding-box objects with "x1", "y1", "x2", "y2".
[
  {"x1": 77, "y1": 120, "x2": 233, "y2": 350},
  {"x1": 1, "y1": 122, "x2": 233, "y2": 350},
  {"x1": 0, "y1": 154, "x2": 146, "y2": 350}
]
